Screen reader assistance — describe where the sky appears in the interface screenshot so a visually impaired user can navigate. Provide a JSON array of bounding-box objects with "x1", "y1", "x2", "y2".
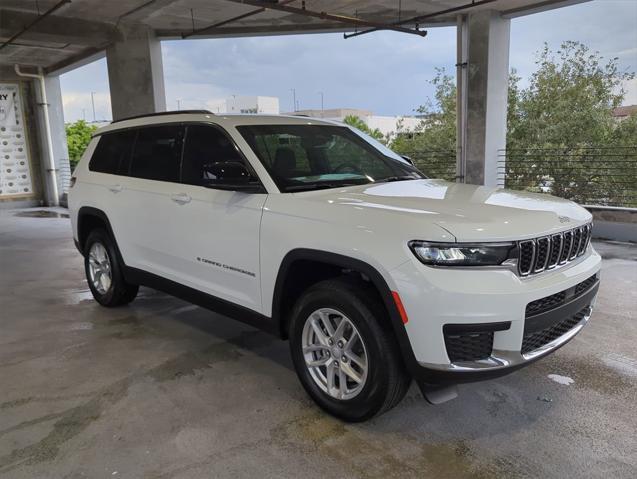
[{"x1": 60, "y1": 0, "x2": 637, "y2": 122}]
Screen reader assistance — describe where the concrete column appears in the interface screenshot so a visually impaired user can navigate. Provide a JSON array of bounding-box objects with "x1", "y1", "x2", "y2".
[
  {"x1": 457, "y1": 11, "x2": 510, "y2": 187},
  {"x1": 106, "y1": 25, "x2": 166, "y2": 120}
]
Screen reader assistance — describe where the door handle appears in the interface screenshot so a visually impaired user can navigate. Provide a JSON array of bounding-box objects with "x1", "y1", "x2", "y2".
[
  {"x1": 108, "y1": 184, "x2": 123, "y2": 193},
  {"x1": 171, "y1": 193, "x2": 191, "y2": 205}
]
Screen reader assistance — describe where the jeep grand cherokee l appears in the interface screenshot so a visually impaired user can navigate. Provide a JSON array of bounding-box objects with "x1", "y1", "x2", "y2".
[{"x1": 68, "y1": 110, "x2": 601, "y2": 422}]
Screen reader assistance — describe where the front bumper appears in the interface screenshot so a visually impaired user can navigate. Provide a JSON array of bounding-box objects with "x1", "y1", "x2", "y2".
[{"x1": 391, "y1": 247, "x2": 601, "y2": 384}]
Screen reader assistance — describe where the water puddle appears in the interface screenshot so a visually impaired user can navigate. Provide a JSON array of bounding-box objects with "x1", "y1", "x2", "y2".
[
  {"x1": 63, "y1": 288, "x2": 94, "y2": 305},
  {"x1": 602, "y1": 353, "x2": 637, "y2": 378},
  {"x1": 14, "y1": 209, "x2": 69, "y2": 218},
  {"x1": 547, "y1": 374, "x2": 574, "y2": 385}
]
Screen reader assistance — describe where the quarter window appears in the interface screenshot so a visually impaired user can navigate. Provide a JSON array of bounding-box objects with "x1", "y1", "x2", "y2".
[
  {"x1": 129, "y1": 125, "x2": 184, "y2": 182},
  {"x1": 89, "y1": 130, "x2": 136, "y2": 175}
]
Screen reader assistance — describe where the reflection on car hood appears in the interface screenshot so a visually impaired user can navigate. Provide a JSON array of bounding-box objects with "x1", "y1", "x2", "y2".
[{"x1": 295, "y1": 179, "x2": 592, "y2": 242}]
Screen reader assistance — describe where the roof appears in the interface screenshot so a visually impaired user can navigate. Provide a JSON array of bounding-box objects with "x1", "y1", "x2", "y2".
[
  {"x1": 612, "y1": 105, "x2": 637, "y2": 118},
  {"x1": 95, "y1": 112, "x2": 343, "y2": 135},
  {"x1": 0, "y1": 0, "x2": 589, "y2": 75}
]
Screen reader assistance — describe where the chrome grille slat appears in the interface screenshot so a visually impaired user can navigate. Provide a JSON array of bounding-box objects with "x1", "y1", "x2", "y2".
[
  {"x1": 547, "y1": 233, "x2": 563, "y2": 269},
  {"x1": 518, "y1": 223, "x2": 592, "y2": 276},
  {"x1": 533, "y1": 237, "x2": 550, "y2": 273},
  {"x1": 570, "y1": 227, "x2": 582, "y2": 260}
]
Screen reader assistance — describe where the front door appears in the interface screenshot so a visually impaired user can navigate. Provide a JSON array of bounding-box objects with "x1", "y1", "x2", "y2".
[{"x1": 164, "y1": 124, "x2": 267, "y2": 312}]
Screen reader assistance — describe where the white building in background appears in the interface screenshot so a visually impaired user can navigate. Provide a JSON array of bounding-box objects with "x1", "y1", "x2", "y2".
[
  {"x1": 225, "y1": 96, "x2": 279, "y2": 114},
  {"x1": 212, "y1": 98, "x2": 420, "y2": 139},
  {"x1": 284, "y1": 108, "x2": 422, "y2": 139}
]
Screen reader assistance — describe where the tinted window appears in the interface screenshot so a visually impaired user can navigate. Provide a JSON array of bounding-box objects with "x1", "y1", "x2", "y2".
[
  {"x1": 181, "y1": 125, "x2": 246, "y2": 186},
  {"x1": 237, "y1": 124, "x2": 423, "y2": 192},
  {"x1": 89, "y1": 131, "x2": 136, "y2": 174},
  {"x1": 129, "y1": 125, "x2": 184, "y2": 182}
]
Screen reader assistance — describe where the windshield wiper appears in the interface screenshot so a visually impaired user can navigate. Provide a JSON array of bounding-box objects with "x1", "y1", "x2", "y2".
[
  {"x1": 284, "y1": 182, "x2": 361, "y2": 192},
  {"x1": 375, "y1": 176, "x2": 416, "y2": 183}
]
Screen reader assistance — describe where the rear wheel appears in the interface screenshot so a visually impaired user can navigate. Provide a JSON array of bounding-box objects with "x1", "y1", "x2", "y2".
[
  {"x1": 289, "y1": 277, "x2": 411, "y2": 422},
  {"x1": 84, "y1": 229, "x2": 138, "y2": 307}
]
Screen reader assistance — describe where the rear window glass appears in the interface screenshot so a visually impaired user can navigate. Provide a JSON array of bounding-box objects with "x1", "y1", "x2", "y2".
[
  {"x1": 129, "y1": 125, "x2": 184, "y2": 183},
  {"x1": 89, "y1": 131, "x2": 136, "y2": 174}
]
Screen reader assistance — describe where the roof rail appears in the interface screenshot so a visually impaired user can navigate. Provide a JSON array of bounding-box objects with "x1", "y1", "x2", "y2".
[{"x1": 111, "y1": 109, "x2": 213, "y2": 123}]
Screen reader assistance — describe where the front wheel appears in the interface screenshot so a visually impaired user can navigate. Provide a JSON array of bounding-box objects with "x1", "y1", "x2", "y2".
[
  {"x1": 289, "y1": 278, "x2": 411, "y2": 422},
  {"x1": 84, "y1": 228, "x2": 138, "y2": 307}
]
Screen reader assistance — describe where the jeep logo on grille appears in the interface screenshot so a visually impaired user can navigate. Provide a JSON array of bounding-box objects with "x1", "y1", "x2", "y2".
[{"x1": 558, "y1": 216, "x2": 570, "y2": 223}]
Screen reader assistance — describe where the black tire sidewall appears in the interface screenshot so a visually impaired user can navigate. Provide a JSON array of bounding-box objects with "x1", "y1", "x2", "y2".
[
  {"x1": 289, "y1": 283, "x2": 394, "y2": 421},
  {"x1": 84, "y1": 229, "x2": 125, "y2": 306}
]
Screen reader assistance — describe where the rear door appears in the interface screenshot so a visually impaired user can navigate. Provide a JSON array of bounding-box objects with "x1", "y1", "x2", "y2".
[
  {"x1": 83, "y1": 130, "x2": 136, "y2": 258},
  {"x1": 163, "y1": 123, "x2": 266, "y2": 312},
  {"x1": 114, "y1": 124, "x2": 186, "y2": 277}
]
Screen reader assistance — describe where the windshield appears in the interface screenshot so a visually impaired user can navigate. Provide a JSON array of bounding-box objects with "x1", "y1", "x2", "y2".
[{"x1": 236, "y1": 124, "x2": 425, "y2": 192}]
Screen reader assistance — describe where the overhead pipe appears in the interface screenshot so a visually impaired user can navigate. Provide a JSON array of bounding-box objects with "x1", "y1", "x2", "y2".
[{"x1": 14, "y1": 65, "x2": 60, "y2": 206}]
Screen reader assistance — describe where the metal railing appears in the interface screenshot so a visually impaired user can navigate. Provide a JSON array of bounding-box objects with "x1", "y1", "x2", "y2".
[
  {"x1": 399, "y1": 149, "x2": 457, "y2": 181},
  {"x1": 497, "y1": 146, "x2": 637, "y2": 208},
  {"x1": 396, "y1": 146, "x2": 637, "y2": 208}
]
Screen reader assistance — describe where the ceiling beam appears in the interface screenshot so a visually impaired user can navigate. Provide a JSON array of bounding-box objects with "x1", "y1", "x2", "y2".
[
  {"x1": 0, "y1": 9, "x2": 117, "y2": 48},
  {"x1": 223, "y1": 0, "x2": 427, "y2": 37},
  {"x1": 182, "y1": 0, "x2": 298, "y2": 39},
  {"x1": 118, "y1": 0, "x2": 182, "y2": 23},
  {"x1": 344, "y1": 0, "x2": 498, "y2": 39},
  {"x1": 0, "y1": 0, "x2": 71, "y2": 51}
]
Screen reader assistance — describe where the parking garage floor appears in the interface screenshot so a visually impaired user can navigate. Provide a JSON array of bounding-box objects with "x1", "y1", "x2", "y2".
[{"x1": 0, "y1": 208, "x2": 636, "y2": 479}]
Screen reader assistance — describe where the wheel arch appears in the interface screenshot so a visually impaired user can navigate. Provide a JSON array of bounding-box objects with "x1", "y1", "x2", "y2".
[
  {"x1": 272, "y1": 249, "x2": 421, "y2": 378},
  {"x1": 77, "y1": 207, "x2": 120, "y2": 257}
]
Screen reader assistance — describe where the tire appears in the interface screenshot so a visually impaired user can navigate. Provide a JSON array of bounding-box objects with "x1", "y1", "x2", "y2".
[
  {"x1": 84, "y1": 228, "x2": 138, "y2": 307},
  {"x1": 289, "y1": 277, "x2": 411, "y2": 422}
]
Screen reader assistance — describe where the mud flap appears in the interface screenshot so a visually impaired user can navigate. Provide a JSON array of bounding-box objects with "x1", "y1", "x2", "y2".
[{"x1": 417, "y1": 382, "x2": 459, "y2": 405}]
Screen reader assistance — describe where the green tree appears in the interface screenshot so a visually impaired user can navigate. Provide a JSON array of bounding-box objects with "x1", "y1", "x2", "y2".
[
  {"x1": 393, "y1": 42, "x2": 636, "y2": 205},
  {"x1": 390, "y1": 68, "x2": 456, "y2": 179},
  {"x1": 506, "y1": 41, "x2": 636, "y2": 205},
  {"x1": 342, "y1": 115, "x2": 386, "y2": 143},
  {"x1": 66, "y1": 120, "x2": 97, "y2": 170}
]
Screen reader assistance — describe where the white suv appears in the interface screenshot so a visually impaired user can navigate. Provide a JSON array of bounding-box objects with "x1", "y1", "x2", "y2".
[{"x1": 69, "y1": 111, "x2": 601, "y2": 421}]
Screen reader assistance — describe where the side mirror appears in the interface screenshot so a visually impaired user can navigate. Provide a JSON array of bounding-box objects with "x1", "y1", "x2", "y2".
[
  {"x1": 401, "y1": 155, "x2": 414, "y2": 165},
  {"x1": 203, "y1": 161, "x2": 263, "y2": 192}
]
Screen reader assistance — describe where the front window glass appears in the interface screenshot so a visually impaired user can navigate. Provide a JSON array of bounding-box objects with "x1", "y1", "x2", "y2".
[
  {"x1": 237, "y1": 124, "x2": 424, "y2": 192},
  {"x1": 181, "y1": 125, "x2": 247, "y2": 186}
]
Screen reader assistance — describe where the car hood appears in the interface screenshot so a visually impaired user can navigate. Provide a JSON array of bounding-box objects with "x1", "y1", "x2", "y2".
[{"x1": 294, "y1": 179, "x2": 592, "y2": 242}]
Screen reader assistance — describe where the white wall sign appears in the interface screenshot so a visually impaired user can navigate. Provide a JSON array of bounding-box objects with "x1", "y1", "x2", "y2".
[{"x1": 0, "y1": 83, "x2": 33, "y2": 198}]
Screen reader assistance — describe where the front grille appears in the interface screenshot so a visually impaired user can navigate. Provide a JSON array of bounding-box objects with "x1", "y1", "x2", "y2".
[
  {"x1": 518, "y1": 223, "x2": 592, "y2": 276},
  {"x1": 443, "y1": 329, "x2": 494, "y2": 362},
  {"x1": 522, "y1": 306, "x2": 590, "y2": 354},
  {"x1": 525, "y1": 274, "x2": 598, "y2": 317},
  {"x1": 575, "y1": 275, "x2": 597, "y2": 296},
  {"x1": 525, "y1": 291, "x2": 567, "y2": 316}
]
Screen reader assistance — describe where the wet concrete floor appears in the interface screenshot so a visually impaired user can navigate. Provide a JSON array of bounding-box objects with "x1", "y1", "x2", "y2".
[{"x1": 0, "y1": 208, "x2": 636, "y2": 478}]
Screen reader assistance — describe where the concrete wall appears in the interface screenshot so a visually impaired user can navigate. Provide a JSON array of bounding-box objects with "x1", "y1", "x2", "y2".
[
  {"x1": 587, "y1": 206, "x2": 637, "y2": 243},
  {"x1": 0, "y1": 67, "x2": 68, "y2": 208}
]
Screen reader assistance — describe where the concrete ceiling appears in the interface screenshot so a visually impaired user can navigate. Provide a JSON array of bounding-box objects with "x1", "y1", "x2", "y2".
[{"x1": 0, "y1": 0, "x2": 586, "y2": 75}]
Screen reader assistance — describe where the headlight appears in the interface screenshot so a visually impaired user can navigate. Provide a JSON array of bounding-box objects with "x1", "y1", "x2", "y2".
[{"x1": 409, "y1": 241, "x2": 515, "y2": 266}]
